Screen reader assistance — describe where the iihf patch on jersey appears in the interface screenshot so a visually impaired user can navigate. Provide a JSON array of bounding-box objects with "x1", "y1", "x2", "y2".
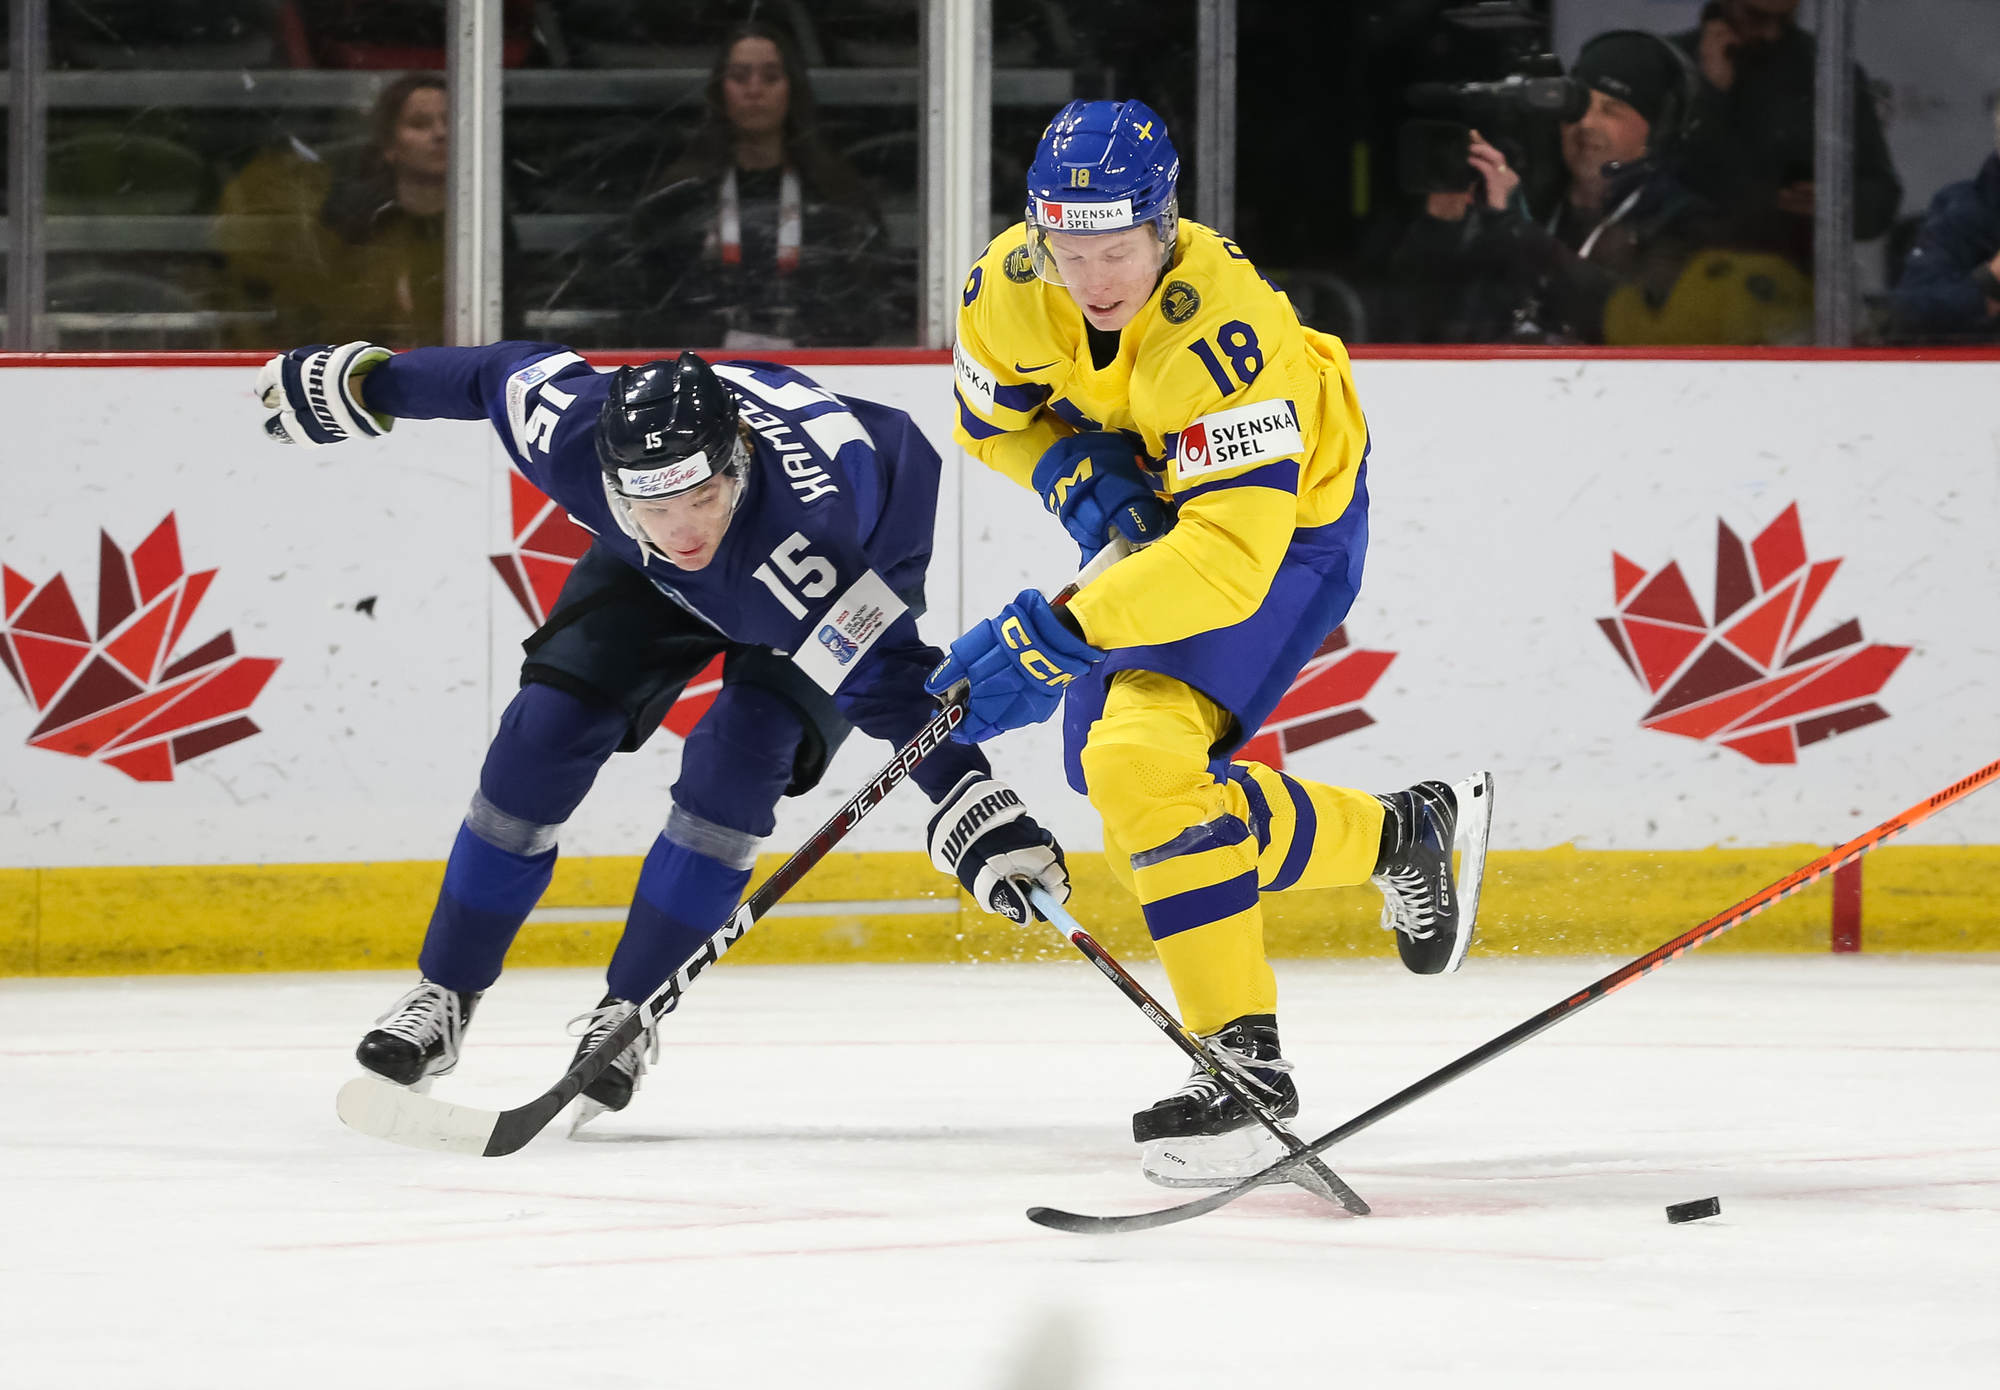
[
  {"x1": 503, "y1": 350, "x2": 584, "y2": 456},
  {"x1": 793, "y1": 569, "x2": 909, "y2": 693},
  {"x1": 1173, "y1": 399, "x2": 1304, "y2": 483},
  {"x1": 954, "y1": 342, "x2": 1000, "y2": 419},
  {"x1": 1033, "y1": 197, "x2": 1135, "y2": 231}
]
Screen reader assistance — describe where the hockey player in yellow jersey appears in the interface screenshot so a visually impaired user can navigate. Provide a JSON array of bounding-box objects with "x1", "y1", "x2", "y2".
[{"x1": 926, "y1": 99, "x2": 1495, "y2": 1186}]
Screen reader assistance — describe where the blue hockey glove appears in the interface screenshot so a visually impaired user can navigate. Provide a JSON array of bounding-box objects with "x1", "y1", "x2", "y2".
[
  {"x1": 255, "y1": 341, "x2": 395, "y2": 448},
  {"x1": 924, "y1": 589, "x2": 1104, "y2": 743},
  {"x1": 925, "y1": 773, "x2": 1071, "y2": 923},
  {"x1": 1030, "y1": 432, "x2": 1173, "y2": 562}
]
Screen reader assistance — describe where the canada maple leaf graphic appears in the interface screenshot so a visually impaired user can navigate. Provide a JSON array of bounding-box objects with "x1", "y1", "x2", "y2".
[
  {"x1": 1236, "y1": 626, "x2": 1395, "y2": 770},
  {"x1": 1598, "y1": 502, "x2": 1910, "y2": 765},
  {"x1": 490, "y1": 473, "x2": 593, "y2": 626},
  {"x1": 0, "y1": 514, "x2": 280, "y2": 782}
]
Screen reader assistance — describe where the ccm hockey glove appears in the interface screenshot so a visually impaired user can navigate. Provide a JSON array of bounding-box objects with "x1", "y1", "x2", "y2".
[
  {"x1": 926, "y1": 773, "x2": 1071, "y2": 924},
  {"x1": 1030, "y1": 431, "x2": 1172, "y2": 562},
  {"x1": 924, "y1": 589, "x2": 1103, "y2": 742},
  {"x1": 256, "y1": 341, "x2": 395, "y2": 448}
]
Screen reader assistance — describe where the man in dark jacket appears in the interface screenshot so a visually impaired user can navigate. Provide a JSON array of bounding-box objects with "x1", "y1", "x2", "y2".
[
  {"x1": 1888, "y1": 142, "x2": 2000, "y2": 342},
  {"x1": 1387, "y1": 30, "x2": 1718, "y2": 343},
  {"x1": 1671, "y1": 0, "x2": 1901, "y2": 265}
]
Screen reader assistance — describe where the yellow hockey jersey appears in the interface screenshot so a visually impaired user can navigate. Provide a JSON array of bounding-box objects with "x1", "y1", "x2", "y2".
[{"x1": 952, "y1": 220, "x2": 1369, "y2": 652}]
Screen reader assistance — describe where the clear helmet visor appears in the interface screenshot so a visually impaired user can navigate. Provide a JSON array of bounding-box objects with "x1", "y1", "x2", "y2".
[
  {"x1": 604, "y1": 431, "x2": 750, "y2": 564},
  {"x1": 1027, "y1": 199, "x2": 1179, "y2": 288}
]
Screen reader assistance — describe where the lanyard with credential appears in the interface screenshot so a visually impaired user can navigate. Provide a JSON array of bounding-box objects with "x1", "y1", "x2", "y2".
[{"x1": 715, "y1": 166, "x2": 803, "y2": 273}]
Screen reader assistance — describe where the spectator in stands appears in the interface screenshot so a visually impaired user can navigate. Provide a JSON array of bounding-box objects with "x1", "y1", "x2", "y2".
[
  {"x1": 566, "y1": 20, "x2": 895, "y2": 348},
  {"x1": 216, "y1": 73, "x2": 452, "y2": 347},
  {"x1": 1887, "y1": 110, "x2": 2000, "y2": 342},
  {"x1": 1670, "y1": 0, "x2": 1901, "y2": 266},
  {"x1": 1384, "y1": 29, "x2": 1810, "y2": 346},
  {"x1": 315, "y1": 72, "x2": 450, "y2": 345}
]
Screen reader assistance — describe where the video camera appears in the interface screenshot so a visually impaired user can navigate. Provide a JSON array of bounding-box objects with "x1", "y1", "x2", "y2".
[{"x1": 1397, "y1": 1, "x2": 1576, "y2": 200}]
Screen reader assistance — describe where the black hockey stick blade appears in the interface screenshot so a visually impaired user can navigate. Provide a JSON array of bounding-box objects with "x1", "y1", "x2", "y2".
[
  {"x1": 336, "y1": 700, "x2": 967, "y2": 1155},
  {"x1": 1028, "y1": 888, "x2": 1369, "y2": 1218},
  {"x1": 1029, "y1": 756, "x2": 2000, "y2": 1234}
]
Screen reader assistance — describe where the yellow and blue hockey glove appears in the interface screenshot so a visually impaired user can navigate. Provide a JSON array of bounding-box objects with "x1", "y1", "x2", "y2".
[
  {"x1": 1030, "y1": 432, "x2": 1173, "y2": 563},
  {"x1": 924, "y1": 589, "x2": 1103, "y2": 743}
]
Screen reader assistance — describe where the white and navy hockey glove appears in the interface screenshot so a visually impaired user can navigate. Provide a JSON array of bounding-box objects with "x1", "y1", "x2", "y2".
[
  {"x1": 255, "y1": 341, "x2": 395, "y2": 448},
  {"x1": 926, "y1": 772, "x2": 1071, "y2": 924}
]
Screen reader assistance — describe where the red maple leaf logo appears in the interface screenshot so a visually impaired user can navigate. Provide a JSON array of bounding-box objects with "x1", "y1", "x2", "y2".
[
  {"x1": 490, "y1": 473, "x2": 594, "y2": 626},
  {"x1": 1, "y1": 515, "x2": 280, "y2": 782},
  {"x1": 1598, "y1": 503, "x2": 1910, "y2": 765},
  {"x1": 1236, "y1": 626, "x2": 1395, "y2": 770}
]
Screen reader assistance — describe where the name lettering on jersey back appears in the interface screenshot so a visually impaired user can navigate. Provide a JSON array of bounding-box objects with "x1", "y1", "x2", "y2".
[
  {"x1": 954, "y1": 342, "x2": 1001, "y2": 419},
  {"x1": 736, "y1": 399, "x2": 840, "y2": 505},
  {"x1": 1173, "y1": 398, "x2": 1304, "y2": 484}
]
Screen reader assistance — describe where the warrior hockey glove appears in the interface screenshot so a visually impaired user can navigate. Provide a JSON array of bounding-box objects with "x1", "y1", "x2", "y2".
[
  {"x1": 925, "y1": 589, "x2": 1103, "y2": 743},
  {"x1": 926, "y1": 773, "x2": 1071, "y2": 924},
  {"x1": 1031, "y1": 432, "x2": 1173, "y2": 563},
  {"x1": 256, "y1": 341, "x2": 395, "y2": 448}
]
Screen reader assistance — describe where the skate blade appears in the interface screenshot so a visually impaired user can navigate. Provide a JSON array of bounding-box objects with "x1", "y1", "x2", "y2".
[
  {"x1": 567, "y1": 1096, "x2": 610, "y2": 1137},
  {"x1": 1445, "y1": 770, "x2": 1496, "y2": 974},
  {"x1": 1140, "y1": 1126, "x2": 1285, "y2": 1189}
]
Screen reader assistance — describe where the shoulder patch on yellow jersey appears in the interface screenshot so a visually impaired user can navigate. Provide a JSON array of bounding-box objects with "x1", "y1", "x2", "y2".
[
  {"x1": 1161, "y1": 280, "x2": 1201, "y2": 324},
  {"x1": 1002, "y1": 243, "x2": 1036, "y2": 284},
  {"x1": 1173, "y1": 397, "x2": 1303, "y2": 485},
  {"x1": 953, "y1": 341, "x2": 1003, "y2": 420}
]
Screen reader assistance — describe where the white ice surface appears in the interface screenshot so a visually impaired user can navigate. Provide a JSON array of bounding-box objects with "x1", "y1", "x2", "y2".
[{"x1": 3, "y1": 956, "x2": 1997, "y2": 1389}]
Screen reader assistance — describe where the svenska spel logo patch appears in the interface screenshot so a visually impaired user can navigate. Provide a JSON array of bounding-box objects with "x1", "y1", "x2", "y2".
[
  {"x1": 1174, "y1": 398, "x2": 1303, "y2": 481},
  {"x1": 1034, "y1": 198, "x2": 1135, "y2": 231}
]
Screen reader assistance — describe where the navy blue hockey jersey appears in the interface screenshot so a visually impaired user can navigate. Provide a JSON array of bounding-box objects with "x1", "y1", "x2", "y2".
[{"x1": 364, "y1": 341, "x2": 985, "y2": 800}]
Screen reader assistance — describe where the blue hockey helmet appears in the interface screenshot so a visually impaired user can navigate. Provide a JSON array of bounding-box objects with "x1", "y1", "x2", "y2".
[{"x1": 1024, "y1": 99, "x2": 1181, "y2": 281}]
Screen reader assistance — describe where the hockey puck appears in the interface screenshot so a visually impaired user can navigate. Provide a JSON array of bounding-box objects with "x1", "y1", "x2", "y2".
[{"x1": 1665, "y1": 1197, "x2": 1721, "y2": 1224}]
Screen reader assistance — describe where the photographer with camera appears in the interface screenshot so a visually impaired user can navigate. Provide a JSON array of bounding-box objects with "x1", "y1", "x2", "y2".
[
  {"x1": 1672, "y1": 0, "x2": 1901, "y2": 266},
  {"x1": 1385, "y1": 29, "x2": 1808, "y2": 346}
]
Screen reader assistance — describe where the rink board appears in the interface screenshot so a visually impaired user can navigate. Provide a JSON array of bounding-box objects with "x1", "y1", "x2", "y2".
[{"x1": 2, "y1": 354, "x2": 1998, "y2": 973}]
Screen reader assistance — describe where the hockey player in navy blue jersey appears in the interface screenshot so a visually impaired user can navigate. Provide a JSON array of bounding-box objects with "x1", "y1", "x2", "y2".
[{"x1": 257, "y1": 340, "x2": 1071, "y2": 1124}]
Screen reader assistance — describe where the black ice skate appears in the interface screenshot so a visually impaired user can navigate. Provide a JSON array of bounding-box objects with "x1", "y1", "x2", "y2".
[
  {"x1": 565, "y1": 992, "x2": 660, "y2": 1134},
  {"x1": 1372, "y1": 772, "x2": 1494, "y2": 975},
  {"x1": 1132, "y1": 1014, "x2": 1299, "y2": 1188},
  {"x1": 355, "y1": 978, "x2": 480, "y2": 1089}
]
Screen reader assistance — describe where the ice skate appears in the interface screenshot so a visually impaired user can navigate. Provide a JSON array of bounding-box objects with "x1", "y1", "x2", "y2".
[
  {"x1": 1373, "y1": 771, "x2": 1494, "y2": 975},
  {"x1": 1132, "y1": 1015, "x2": 1298, "y2": 1188},
  {"x1": 565, "y1": 993, "x2": 660, "y2": 1134},
  {"x1": 354, "y1": 978, "x2": 480, "y2": 1089}
]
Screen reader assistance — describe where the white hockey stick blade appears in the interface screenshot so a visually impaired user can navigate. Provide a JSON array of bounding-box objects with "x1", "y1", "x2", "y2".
[
  {"x1": 336, "y1": 1074, "x2": 507, "y2": 1156},
  {"x1": 1445, "y1": 770, "x2": 1495, "y2": 974}
]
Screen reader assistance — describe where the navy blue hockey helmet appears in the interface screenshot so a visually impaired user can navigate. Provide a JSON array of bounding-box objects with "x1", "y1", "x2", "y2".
[
  {"x1": 1025, "y1": 99, "x2": 1181, "y2": 280},
  {"x1": 595, "y1": 351, "x2": 747, "y2": 504}
]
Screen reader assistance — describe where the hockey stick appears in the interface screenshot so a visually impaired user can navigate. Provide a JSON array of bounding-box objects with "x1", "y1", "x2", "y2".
[
  {"x1": 1028, "y1": 754, "x2": 2000, "y2": 1234},
  {"x1": 1029, "y1": 887, "x2": 1370, "y2": 1215},
  {"x1": 337, "y1": 542, "x2": 1132, "y2": 1157},
  {"x1": 336, "y1": 697, "x2": 968, "y2": 1156}
]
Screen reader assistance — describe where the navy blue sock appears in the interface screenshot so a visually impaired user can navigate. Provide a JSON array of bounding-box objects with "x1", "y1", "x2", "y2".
[
  {"x1": 605, "y1": 834, "x2": 753, "y2": 1003},
  {"x1": 419, "y1": 823, "x2": 557, "y2": 991}
]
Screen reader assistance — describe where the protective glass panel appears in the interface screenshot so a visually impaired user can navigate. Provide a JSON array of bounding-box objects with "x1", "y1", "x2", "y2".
[
  {"x1": 1244, "y1": 0, "x2": 1862, "y2": 347},
  {"x1": 508, "y1": 1, "x2": 924, "y2": 350},
  {"x1": 1859, "y1": 0, "x2": 2000, "y2": 344},
  {"x1": 32, "y1": 0, "x2": 478, "y2": 351},
  {"x1": 988, "y1": 2, "x2": 1190, "y2": 240}
]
